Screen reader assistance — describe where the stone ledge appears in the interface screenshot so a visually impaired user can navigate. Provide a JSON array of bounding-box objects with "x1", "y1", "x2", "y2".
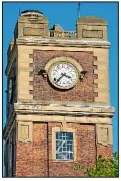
[
  {"x1": 14, "y1": 102, "x2": 114, "y2": 113},
  {"x1": 15, "y1": 109, "x2": 114, "y2": 117},
  {"x1": 16, "y1": 38, "x2": 111, "y2": 48}
]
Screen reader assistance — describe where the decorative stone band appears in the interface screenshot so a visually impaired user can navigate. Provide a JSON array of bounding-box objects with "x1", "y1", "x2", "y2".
[
  {"x1": 15, "y1": 118, "x2": 113, "y2": 145},
  {"x1": 16, "y1": 38, "x2": 111, "y2": 48},
  {"x1": 16, "y1": 119, "x2": 113, "y2": 145},
  {"x1": 14, "y1": 102, "x2": 114, "y2": 117},
  {"x1": 16, "y1": 114, "x2": 112, "y2": 124}
]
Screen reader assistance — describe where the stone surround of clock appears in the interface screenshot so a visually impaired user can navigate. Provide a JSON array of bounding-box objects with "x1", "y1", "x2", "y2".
[{"x1": 3, "y1": 10, "x2": 114, "y2": 177}]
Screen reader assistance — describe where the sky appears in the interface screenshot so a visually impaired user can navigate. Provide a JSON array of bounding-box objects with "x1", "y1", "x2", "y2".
[{"x1": 3, "y1": 1, "x2": 118, "y2": 153}]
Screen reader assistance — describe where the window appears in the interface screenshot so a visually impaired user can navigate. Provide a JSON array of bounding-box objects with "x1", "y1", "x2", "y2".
[
  {"x1": 9, "y1": 139, "x2": 13, "y2": 177},
  {"x1": 56, "y1": 132, "x2": 74, "y2": 161}
]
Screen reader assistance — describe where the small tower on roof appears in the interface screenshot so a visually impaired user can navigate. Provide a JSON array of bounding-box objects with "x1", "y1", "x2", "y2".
[
  {"x1": 76, "y1": 16, "x2": 108, "y2": 40},
  {"x1": 14, "y1": 10, "x2": 49, "y2": 39}
]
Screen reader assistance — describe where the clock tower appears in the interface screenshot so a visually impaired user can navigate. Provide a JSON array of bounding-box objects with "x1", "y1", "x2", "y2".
[{"x1": 3, "y1": 10, "x2": 114, "y2": 177}]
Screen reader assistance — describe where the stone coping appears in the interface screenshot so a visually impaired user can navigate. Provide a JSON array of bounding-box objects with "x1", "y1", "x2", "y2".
[
  {"x1": 16, "y1": 38, "x2": 111, "y2": 48},
  {"x1": 14, "y1": 102, "x2": 114, "y2": 109}
]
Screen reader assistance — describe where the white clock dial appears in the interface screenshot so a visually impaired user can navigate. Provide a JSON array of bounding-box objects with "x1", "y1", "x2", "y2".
[{"x1": 48, "y1": 62, "x2": 79, "y2": 89}]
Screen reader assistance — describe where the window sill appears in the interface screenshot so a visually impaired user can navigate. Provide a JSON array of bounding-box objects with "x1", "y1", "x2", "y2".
[{"x1": 51, "y1": 160, "x2": 75, "y2": 163}]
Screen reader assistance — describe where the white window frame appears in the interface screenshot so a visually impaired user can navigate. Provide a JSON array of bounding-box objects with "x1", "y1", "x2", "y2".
[{"x1": 52, "y1": 127, "x2": 76, "y2": 162}]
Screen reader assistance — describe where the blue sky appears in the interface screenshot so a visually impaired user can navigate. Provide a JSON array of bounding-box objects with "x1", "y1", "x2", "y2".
[{"x1": 3, "y1": 2, "x2": 118, "y2": 152}]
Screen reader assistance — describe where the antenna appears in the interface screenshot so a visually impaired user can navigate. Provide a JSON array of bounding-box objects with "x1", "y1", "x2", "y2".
[{"x1": 77, "y1": 2, "x2": 81, "y2": 18}]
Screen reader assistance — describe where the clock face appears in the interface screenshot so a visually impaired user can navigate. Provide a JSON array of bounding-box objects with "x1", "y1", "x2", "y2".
[{"x1": 48, "y1": 62, "x2": 79, "y2": 89}]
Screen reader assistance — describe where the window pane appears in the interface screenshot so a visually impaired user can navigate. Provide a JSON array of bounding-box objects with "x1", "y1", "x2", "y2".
[
  {"x1": 67, "y1": 145, "x2": 72, "y2": 151},
  {"x1": 63, "y1": 142, "x2": 66, "y2": 148},
  {"x1": 70, "y1": 153, "x2": 73, "y2": 160},
  {"x1": 56, "y1": 132, "x2": 62, "y2": 139},
  {"x1": 67, "y1": 145, "x2": 70, "y2": 151},
  {"x1": 56, "y1": 153, "x2": 61, "y2": 159},
  {"x1": 63, "y1": 147, "x2": 66, "y2": 151},
  {"x1": 67, "y1": 132, "x2": 73, "y2": 140},
  {"x1": 67, "y1": 153, "x2": 70, "y2": 160},
  {"x1": 63, "y1": 135, "x2": 67, "y2": 140},
  {"x1": 63, "y1": 132, "x2": 66, "y2": 136},
  {"x1": 62, "y1": 152, "x2": 67, "y2": 160},
  {"x1": 56, "y1": 140, "x2": 61, "y2": 147},
  {"x1": 56, "y1": 132, "x2": 59, "y2": 139},
  {"x1": 67, "y1": 140, "x2": 73, "y2": 145},
  {"x1": 56, "y1": 131, "x2": 74, "y2": 161},
  {"x1": 56, "y1": 152, "x2": 67, "y2": 160}
]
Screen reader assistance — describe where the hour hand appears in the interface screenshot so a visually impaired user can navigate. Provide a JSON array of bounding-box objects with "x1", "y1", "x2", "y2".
[
  {"x1": 63, "y1": 73, "x2": 72, "y2": 79},
  {"x1": 55, "y1": 73, "x2": 65, "y2": 82},
  {"x1": 65, "y1": 74, "x2": 71, "y2": 79}
]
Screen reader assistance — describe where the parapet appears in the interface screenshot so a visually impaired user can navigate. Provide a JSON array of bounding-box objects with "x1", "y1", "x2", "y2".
[{"x1": 13, "y1": 10, "x2": 108, "y2": 41}]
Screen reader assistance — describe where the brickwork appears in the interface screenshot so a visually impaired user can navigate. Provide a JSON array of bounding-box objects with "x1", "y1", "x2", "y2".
[
  {"x1": 16, "y1": 123, "x2": 48, "y2": 177},
  {"x1": 15, "y1": 122, "x2": 112, "y2": 177},
  {"x1": 32, "y1": 50, "x2": 97, "y2": 102},
  {"x1": 97, "y1": 144, "x2": 112, "y2": 158},
  {"x1": 16, "y1": 122, "x2": 96, "y2": 177},
  {"x1": 48, "y1": 122, "x2": 96, "y2": 177}
]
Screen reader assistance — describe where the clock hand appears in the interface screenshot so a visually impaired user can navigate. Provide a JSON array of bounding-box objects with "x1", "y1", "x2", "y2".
[
  {"x1": 62, "y1": 73, "x2": 73, "y2": 81},
  {"x1": 56, "y1": 73, "x2": 65, "y2": 83},
  {"x1": 55, "y1": 73, "x2": 72, "y2": 83},
  {"x1": 64, "y1": 74, "x2": 71, "y2": 79}
]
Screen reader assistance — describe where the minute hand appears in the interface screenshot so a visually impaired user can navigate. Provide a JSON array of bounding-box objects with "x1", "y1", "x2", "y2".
[{"x1": 56, "y1": 74, "x2": 65, "y2": 82}]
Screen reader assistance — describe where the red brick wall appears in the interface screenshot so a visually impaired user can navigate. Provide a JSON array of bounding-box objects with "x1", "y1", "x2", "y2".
[
  {"x1": 15, "y1": 122, "x2": 112, "y2": 177},
  {"x1": 97, "y1": 144, "x2": 112, "y2": 158},
  {"x1": 16, "y1": 123, "x2": 48, "y2": 177},
  {"x1": 48, "y1": 122, "x2": 96, "y2": 177},
  {"x1": 30, "y1": 50, "x2": 97, "y2": 102},
  {"x1": 15, "y1": 122, "x2": 96, "y2": 177}
]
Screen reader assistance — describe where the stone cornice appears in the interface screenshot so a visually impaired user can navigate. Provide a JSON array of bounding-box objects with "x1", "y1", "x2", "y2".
[
  {"x1": 16, "y1": 38, "x2": 111, "y2": 48},
  {"x1": 3, "y1": 103, "x2": 114, "y2": 140},
  {"x1": 14, "y1": 102, "x2": 114, "y2": 117}
]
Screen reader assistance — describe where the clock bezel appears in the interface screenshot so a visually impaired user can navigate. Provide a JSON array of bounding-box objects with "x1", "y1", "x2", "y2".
[{"x1": 48, "y1": 61, "x2": 79, "y2": 89}]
